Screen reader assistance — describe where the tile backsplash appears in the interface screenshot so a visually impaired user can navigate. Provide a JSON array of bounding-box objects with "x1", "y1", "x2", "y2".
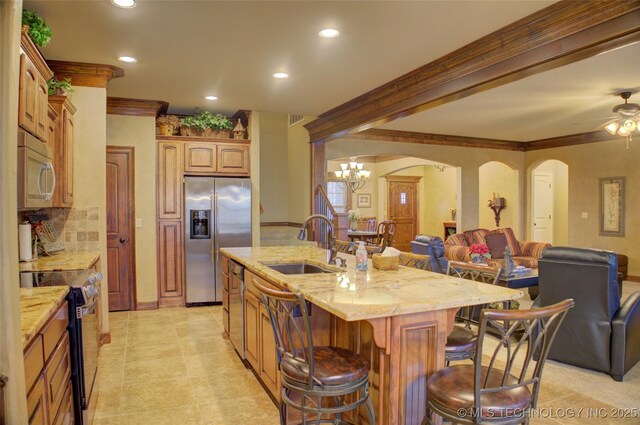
[{"x1": 20, "y1": 207, "x2": 101, "y2": 253}]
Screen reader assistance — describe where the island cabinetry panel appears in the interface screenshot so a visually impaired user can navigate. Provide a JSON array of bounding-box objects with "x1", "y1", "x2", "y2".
[
  {"x1": 49, "y1": 96, "x2": 77, "y2": 208},
  {"x1": 259, "y1": 303, "x2": 280, "y2": 400},
  {"x1": 184, "y1": 141, "x2": 217, "y2": 174},
  {"x1": 244, "y1": 289, "x2": 260, "y2": 371},
  {"x1": 24, "y1": 301, "x2": 73, "y2": 425},
  {"x1": 157, "y1": 141, "x2": 183, "y2": 219},
  {"x1": 216, "y1": 144, "x2": 249, "y2": 175},
  {"x1": 157, "y1": 220, "x2": 184, "y2": 306},
  {"x1": 221, "y1": 254, "x2": 230, "y2": 338}
]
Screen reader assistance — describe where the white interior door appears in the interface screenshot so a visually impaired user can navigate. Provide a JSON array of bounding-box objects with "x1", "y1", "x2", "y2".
[{"x1": 533, "y1": 172, "x2": 553, "y2": 243}]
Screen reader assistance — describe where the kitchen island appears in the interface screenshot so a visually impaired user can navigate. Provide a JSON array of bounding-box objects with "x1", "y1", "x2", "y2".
[{"x1": 221, "y1": 246, "x2": 522, "y2": 425}]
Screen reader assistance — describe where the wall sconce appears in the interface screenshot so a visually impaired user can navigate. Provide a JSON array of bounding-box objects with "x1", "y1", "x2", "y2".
[{"x1": 488, "y1": 195, "x2": 506, "y2": 227}]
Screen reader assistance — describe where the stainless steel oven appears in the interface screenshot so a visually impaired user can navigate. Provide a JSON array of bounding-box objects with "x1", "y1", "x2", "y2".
[{"x1": 19, "y1": 267, "x2": 102, "y2": 425}]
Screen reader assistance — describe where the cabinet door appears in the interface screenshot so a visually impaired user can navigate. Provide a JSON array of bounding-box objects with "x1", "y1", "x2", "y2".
[
  {"x1": 45, "y1": 332, "x2": 71, "y2": 422},
  {"x1": 47, "y1": 107, "x2": 57, "y2": 155},
  {"x1": 259, "y1": 303, "x2": 280, "y2": 400},
  {"x1": 216, "y1": 144, "x2": 249, "y2": 175},
  {"x1": 158, "y1": 142, "x2": 183, "y2": 219},
  {"x1": 244, "y1": 290, "x2": 260, "y2": 370},
  {"x1": 35, "y1": 76, "x2": 49, "y2": 142},
  {"x1": 26, "y1": 374, "x2": 48, "y2": 425},
  {"x1": 157, "y1": 220, "x2": 184, "y2": 305},
  {"x1": 19, "y1": 54, "x2": 38, "y2": 135},
  {"x1": 61, "y1": 108, "x2": 74, "y2": 206},
  {"x1": 184, "y1": 142, "x2": 217, "y2": 174}
]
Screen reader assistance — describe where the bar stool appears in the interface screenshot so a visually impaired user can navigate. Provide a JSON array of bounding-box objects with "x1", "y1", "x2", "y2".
[
  {"x1": 445, "y1": 261, "x2": 502, "y2": 364},
  {"x1": 423, "y1": 299, "x2": 574, "y2": 425},
  {"x1": 253, "y1": 279, "x2": 376, "y2": 425},
  {"x1": 336, "y1": 240, "x2": 355, "y2": 254},
  {"x1": 399, "y1": 252, "x2": 431, "y2": 271}
]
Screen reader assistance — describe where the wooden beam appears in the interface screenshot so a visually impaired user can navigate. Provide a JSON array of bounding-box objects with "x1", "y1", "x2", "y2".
[
  {"x1": 107, "y1": 97, "x2": 169, "y2": 117},
  {"x1": 524, "y1": 130, "x2": 614, "y2": 151},
  {"x1": 311, "y1": 140, "x2": 326, "y2": 215},
  {"x1": 47, "y1": 60, "x2": 124, "y2": 88},
  {"x1": 349, "y1": 129, "x2": 525, "y2": 151},
  {"x1": 305, "y1": 1, "x2": 640, "y2": 142}
]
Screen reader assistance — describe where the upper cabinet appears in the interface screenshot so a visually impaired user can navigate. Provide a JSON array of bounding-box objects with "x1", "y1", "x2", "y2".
[
  {"x1": 216, "y1": 144, "x2": 250, "y2": 175},
  {"x1": 18, "y1": 27, "x2": 53, "y2": 144},
  {"x1": 184, "y1": 141, "x2": 217, "y2": 175},
  {"x1": 48, "y1": 96, "x2": 76, "y2": 208}
]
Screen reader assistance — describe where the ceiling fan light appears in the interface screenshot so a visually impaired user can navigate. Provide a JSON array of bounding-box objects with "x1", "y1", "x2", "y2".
[
  {"x1": 622, "y1": 118, "x2": 637, "y2": 132},
  {"x1": 618, "y1": 126, "x2": 630, "y2": 136},
  {"x1": 604, "y1": 120, "x2": 620, "y2": 135}
]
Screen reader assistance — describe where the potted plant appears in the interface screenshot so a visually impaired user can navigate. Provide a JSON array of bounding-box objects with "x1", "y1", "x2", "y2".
[
  {"x1": 179, "y1": 110, "x2": 233, "y2": 138},
  {"x1": 469, "y1": 244, "x2": 491, "y2": 264},
  {"x1": 347, "y1": 209, "x2": 361, "y2": 231},
  {"x1": 156, "y1": 115, "x2": 180, "y2": 136},
  {"x1": 47, "y1": 77, "x2": 74, "y2": 96},
  {"x1": 22, "y1": 10, "x2": 53, "y2": 48}
]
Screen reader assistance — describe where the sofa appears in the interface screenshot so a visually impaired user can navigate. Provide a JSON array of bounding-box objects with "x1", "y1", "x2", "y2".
[
  {"x1": 534, "y1": 247, "x2": 640, "y2": 381},
  {"x1": 443, "y1": 227, "x2": 550, "y2": 269}
]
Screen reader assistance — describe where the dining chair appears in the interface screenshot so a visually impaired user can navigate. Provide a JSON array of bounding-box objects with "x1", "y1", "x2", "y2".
[
  {"x1": 424, "y1": 299, "x2": 574, "y2": 425},
  {"x1": 375, "y1": 220, "x2": 396, "y2": 249},
  {"x1": 366, "y1": 219, "x2": 377, "y2": 232},
  {"x1": 445, "y1": 261, "x2": 502, "y2": 364},
  {"x1": 253, "y1": 280, "x2": 376, "y2": 425}
]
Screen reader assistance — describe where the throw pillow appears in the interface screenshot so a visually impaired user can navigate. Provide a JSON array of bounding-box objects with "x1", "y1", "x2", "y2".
[
  {"x1": 501, "y1": 228, "x2": 523, "y2": 256},
  {"x1": 485, "y1": 232, "x2": 509, "y2": 259}
]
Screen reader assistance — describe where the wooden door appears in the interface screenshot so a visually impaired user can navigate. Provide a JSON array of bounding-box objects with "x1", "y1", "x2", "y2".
[
  {"x1": 244, "y1": 290, "x2": 260, "y2": 371},
  {"x1": 157, "y1": 141, "x2": 183, "y2": 219},
  {"x1": 106, "y1": 147, "x2": 136, "y2": 311},
  {"x1": 216, "y1": 144, "x2": 249, "y2": 175},
  {"x1": 387, "y1": 176, "x2": 421, "y2": 252},
  {"x1": 533, "y1": 172, "x2": 553, "y2": 243},
  {"x1": 19, "y1": 54, "x2": 38, "y2": 135},
  {"x1": 184, "y1": 141, "x2": 217, "y2": 174}
]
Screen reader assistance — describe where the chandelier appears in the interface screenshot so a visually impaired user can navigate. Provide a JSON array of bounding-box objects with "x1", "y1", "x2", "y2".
[
  {"x1": 603, "y1": 92, "x2": 640, "y2": 149},
  {"x1": 334, "y1": 157, "x2": 371, "y2": 192}
]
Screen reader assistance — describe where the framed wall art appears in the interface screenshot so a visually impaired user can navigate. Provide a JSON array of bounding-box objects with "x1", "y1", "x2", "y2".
[
  {"x1": 599, "y1": 177, "x2": 625, "y2": 237},
  {"x1": 357, "y1": 193, "x2": 371, "y2": 208}
]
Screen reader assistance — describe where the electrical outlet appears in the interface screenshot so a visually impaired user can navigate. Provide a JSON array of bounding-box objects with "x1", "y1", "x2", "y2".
[
  {"x1": 581, "y1": 212, "x2": 588, "y2": 219},
  {"x1": 136, "y1": 218, "x2": 142, "y2": 228}
]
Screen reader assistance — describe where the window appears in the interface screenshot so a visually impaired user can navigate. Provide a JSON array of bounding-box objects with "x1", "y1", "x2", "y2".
[
  {"x1": 400, "y1": 192, "x2": 407, "y2": 205},
  {"x1": 327, "y1": 181, "x2": 349, "y2": 212}
]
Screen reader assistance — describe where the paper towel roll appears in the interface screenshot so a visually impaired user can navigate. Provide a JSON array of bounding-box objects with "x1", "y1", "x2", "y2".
[{"x1": 19, "y1": 223, "x2": 32, "y2": 262}]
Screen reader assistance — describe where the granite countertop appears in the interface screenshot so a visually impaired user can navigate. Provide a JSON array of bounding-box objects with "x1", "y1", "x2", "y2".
[
  {"x1": 19, "y1": 251, "x2": 100, "y2": 272},
  {"x1": 20, "y1": 286, "x2": 69, "y2": 349},
  {"x1": 221, "y1": 246, "x2": 523, "y2": 321}
]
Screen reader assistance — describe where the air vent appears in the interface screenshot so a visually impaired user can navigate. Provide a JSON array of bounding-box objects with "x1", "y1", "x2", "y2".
[{"x1": 288, "y1": 114, "x2": 304, "y2": 127}]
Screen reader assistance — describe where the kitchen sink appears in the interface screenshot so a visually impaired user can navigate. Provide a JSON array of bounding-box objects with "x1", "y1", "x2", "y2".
[{"x1": 265, "y1": 263, "x2": 336, "y2": 275}]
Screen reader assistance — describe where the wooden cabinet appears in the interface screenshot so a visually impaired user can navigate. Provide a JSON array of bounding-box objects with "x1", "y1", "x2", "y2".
[
  {"x1": 216, "y1": 144, "x2": 250, "y2": 175},
  {"x1": 24, "y1": 301, "x2": 72, "y2": 425},
  {"x1": 222, "y1": 255, "x2": 230, "y2": 338},
  {"x1": 244, "y1": 290, "x2": 260, "y2": 371},
  {"x1": 49, "y1": 96, "x2": 76, "y2": 208},
  {"x1": 184, "y1": 142, "x2": 217, "y2": 174},
  {"x1": 157, "y1": 141, "x2": 183, "y2": 220},
  {"x1": 157, "y1": 220, "x2": 184, "y2": 306},
  {"x1": 18, "y1": 27, "x2": 53, "y2": 144},
  {"x1": 259, "y1": 303, "x2": 280, "y2": 399}
]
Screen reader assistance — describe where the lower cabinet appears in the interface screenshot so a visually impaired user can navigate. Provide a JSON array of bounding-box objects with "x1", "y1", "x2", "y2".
[
  {"x1": 244, "y1": 290, "x2": 260, "y2": 371},
  {"x1": 259, "y1": 303, "x2": 280, "y2": 399},
  {"x1": 26, "y1": 375, "x2": 48, "y2": 425},
  {"x1": 157, "y1": 220, "x2": 184, "y2": 306}
]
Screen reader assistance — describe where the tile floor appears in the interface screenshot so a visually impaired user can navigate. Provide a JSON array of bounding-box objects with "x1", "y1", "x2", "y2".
[
  {"x1": 93, "y1": 306, "x2": 279, "y2": 425},
  {"x1": 93, "y1": 298, "x2": 640, "y2": 425}
]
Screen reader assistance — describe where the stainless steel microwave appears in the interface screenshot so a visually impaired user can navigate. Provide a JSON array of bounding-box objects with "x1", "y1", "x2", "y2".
[{"x1": 18, "y1": 130, "x2": 55, "y2": 209}]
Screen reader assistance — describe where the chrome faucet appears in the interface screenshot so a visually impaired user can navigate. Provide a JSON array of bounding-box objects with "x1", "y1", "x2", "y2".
[{"x1": 298, "y1": 214, "x2": 343, "y2": 266}]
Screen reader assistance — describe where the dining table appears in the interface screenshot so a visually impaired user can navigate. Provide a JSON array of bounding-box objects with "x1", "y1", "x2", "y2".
[{"x1": 347, "y1": 229, "x2": 379, "y2": 243}]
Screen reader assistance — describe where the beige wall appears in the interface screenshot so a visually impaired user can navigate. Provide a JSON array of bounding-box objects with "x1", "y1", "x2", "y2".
[
  {"x1": 533, "y1": 159, "x2": 569, "y2": 245},
  {"x1": 71, "y1": 87, "x2": 110, "y2": 332},
  {"x1": 422, "y1": 166, "x2": 457, "y2": 237},
  {"x1": 106, "y1": 114, "x2": 158, "y2": 304},
  {"x1": 1, "y1": 0, "x2": 28, "y2": 421},
  {"x1": 287, "y1": 116, "x2": 312, "y2": 223},
  {"x1": 525, "y1": 139, "x2": 639, "y2": 275},
  {"x1": 478, "y1": 161, "x2": 520, "y2": 234},
  {"x1": 259, "y1": 112, "x2": 289, "y2": 223}
]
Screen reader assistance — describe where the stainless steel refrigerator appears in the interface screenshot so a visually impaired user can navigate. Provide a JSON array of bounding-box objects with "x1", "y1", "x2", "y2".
[{"x1": 184, "y1": 177, "x2": 251, "y2": 305}]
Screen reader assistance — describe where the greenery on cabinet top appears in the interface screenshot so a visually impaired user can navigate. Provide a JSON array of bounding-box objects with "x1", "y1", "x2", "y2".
[
  {"x1": 22, "y1": 10, "x2": 52, "y2": 48},
  {"x1": 180, "y1": 111, "x2": 233, "y2": 131}
]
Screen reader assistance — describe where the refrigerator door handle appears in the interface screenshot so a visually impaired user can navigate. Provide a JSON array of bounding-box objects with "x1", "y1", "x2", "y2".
[
  {"x1": 210, "y1": 191, "x2": 215, "y2": 263},
  {"x1": 214, "y1": 192, "x2": 220, "y2": 263}
]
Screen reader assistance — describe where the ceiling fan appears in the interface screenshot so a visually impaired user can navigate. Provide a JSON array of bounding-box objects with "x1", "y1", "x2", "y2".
[{"x1": 603, "y1": 91, "x2": 640, "y2": 148}]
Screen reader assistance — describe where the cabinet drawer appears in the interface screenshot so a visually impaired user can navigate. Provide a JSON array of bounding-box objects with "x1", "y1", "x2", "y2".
[
  {"x1": 51, "y1": 375, "x2": 73, "y2": 425},
  {"x1": 42, "y1": 303, "x2": 68, "y2": 360},
  {"x1": 46, "y1": 332, "x2": 71, "y2": 421},
  {"x1": 24, "y1": 335, "x2": 44, "y2": 393},
  {"x1": 221, "y1": 255, "x2": 229, "y2": 275},
  {"x1": 27, "y1": 374, "x2": 47, "y2": 425},
  {"x1": 222, "y1": 308, "x2": 230, "y2": 335}
]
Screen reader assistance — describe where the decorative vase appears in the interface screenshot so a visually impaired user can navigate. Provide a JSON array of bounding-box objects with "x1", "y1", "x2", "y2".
[
  {"x1": 350, "y1": 220, "x2": 358, "y2": 231},
  {"x1": 179, "y1": 126, "x2": 190, "y2": 136},
  {"x1": 158, "y1": 124, "x2": 173, "y2": 136},
  {"x1": 471, "y1": 255, "x2": 484, "y2": 264}
]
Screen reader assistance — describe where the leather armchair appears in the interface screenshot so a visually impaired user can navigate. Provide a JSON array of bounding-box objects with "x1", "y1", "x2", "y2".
[
  {"x1": 410, "y1": 235, "x2": 448, "y2": 274},
  {"x1": 535, "y1": 247, "x2": 640, "y2": 381}
]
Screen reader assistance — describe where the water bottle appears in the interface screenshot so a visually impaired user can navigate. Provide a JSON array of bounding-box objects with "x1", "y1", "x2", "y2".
[{"x1": 355, "y1": 242, "x2": 368, "y2": 271}]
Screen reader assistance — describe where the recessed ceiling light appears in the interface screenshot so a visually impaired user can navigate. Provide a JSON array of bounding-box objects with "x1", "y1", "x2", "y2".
[
  {"x1": 112, "y1": 0, "x2": 135, "y2": 8},
  {"x1": 273, "y1": 72, "x2": 289, "y2": 79},
  {"x1": 205, "y1": 95, "x2": 218, "y2": 101},
  {"x1": 319, "y1": 28, "x2": 339, "y2": 38},
  {"x1": 118, "y1": 56, "x2": 137, "y2": 63}
]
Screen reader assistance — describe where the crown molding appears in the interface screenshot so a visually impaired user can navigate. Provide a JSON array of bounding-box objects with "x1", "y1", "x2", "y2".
[
  {"x1": 107, "y1": 97, "x2": 169, "y2": 117},
  {"x1": 305, "y1": 1, "x2": 640, "y2": 142},
  {"x1": 47, "y1": 60, "x2": 124, "y2": 88}
]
